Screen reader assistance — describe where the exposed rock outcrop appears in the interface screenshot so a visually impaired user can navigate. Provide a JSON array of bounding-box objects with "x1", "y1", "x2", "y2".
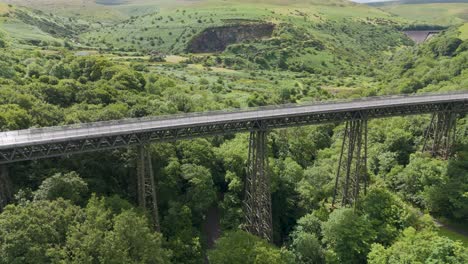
[{"x1": 187, "y1": 22, "x2": 275, "y2": 53}]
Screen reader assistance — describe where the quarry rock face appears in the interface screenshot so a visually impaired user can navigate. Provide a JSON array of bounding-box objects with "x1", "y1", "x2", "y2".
[{"x1": 187, "y1": 23, "x2": 275, "y2": 53}]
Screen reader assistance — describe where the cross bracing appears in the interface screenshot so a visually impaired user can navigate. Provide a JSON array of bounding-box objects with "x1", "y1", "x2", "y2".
[{"x1": 0, "y1": 92, "x2": 467, "y2": 164}]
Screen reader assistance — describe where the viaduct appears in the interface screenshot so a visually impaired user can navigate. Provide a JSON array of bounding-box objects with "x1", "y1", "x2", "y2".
[{"x1": 1, "y1": 92, "x2": 467, "y2": 241}]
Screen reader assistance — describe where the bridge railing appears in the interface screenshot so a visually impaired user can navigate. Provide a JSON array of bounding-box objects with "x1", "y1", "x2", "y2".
[{"x1": 1, "y1": 91, "x2": 467, "y2": 140}]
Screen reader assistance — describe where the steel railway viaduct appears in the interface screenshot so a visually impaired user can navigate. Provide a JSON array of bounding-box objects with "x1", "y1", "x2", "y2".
[{"x1": 1, "y1": 92, "x2": 467, "y2": 241}]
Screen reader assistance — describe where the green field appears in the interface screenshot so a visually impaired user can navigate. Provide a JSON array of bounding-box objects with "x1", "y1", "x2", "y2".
[
  {"x1": 460, "y1": 22, "x2": 468, "y2": 39},
  {"x1": 0, "y1": 1, "x2": 468, "y2": 263},
  {"x1": 438, "y1": 227, "x2": 468, "y2": 247},
  {"x1": 436, "y1": 218, "x2": 468, "y2": 247},
  {"x1": 379, "y1": 3, "x2": 468, "y2": 25}
]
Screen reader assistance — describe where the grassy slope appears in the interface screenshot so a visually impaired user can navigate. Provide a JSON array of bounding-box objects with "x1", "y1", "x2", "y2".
[
  {"x1": 378, "y1": 3, "x2": 468, "y2": 25},
  {"x1": 0, "y1": 3, "x2": 60, "y2": 47},
  {"x1": 436, "y1": 217, "x2": 468, "y2": 247},
  {"x1": 438, "y1": 227, "x2": 468, "y2": 247},
  {"x1": 1, "y1": 0, "x2": 201, "y2": 22},
  {"x1": 2, "y1": 0, "x2": 127, "y2": 22},
  {"x1": 460, "y1": 22, "x2": 468, "y2": 39},
  {"x1": 79, "y1": 0, "x2": 402, "y2": 53}
]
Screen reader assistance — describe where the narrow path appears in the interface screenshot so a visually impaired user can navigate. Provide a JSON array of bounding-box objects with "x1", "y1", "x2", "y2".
[
  {"x1": 434, "y1": 219, "x2": 468, "y2": 237},
  {"x1": 203, "y1": 205, "x2": 222, "y2": 248},
  {"x1": 202, "y1": 204, "x2": 222, "y2": 264}
]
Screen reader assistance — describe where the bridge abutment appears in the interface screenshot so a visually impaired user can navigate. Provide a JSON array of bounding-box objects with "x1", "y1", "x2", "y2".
[
  {"x1": 244, "y1": 129, "x2": 273, "y2": 242},
  {"x1": 136, "y1": 145, "x2": 160, "y2": 232}
]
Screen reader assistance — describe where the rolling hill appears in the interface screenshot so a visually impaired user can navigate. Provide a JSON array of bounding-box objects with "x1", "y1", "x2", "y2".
[
  {"x1": 0, "y1": 3, "x2": 90, "y2": 48},
  {"x1": 369, "y1": 0, "x2": 468, "y2": 25},
  {"x1": 77, "y1": 0, "x2": 405, "y2": 52}
]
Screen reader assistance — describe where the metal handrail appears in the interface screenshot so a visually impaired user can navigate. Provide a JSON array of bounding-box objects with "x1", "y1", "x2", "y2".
[{"x1": 1, "y1": 91, "x2": 467, "y2": 138}]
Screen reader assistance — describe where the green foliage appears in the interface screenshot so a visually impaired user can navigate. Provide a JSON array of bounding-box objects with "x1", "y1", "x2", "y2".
[
  {"x1": 379, "y1": 28, "x2": 468, "y2": 94},
  {"x1": 180, "y1": 164, "x2": 217, "y2": 218},
  {"x1": 423, "y1": 150, "x2": 468, "y2": 220},
  {"x1": 296, "y1": 156, "x2": 335, "y2": 212},
  {"x1": 0, "y1": 194, "x2": 170, "y2": 264},
  {"x1": 208, "y1": 230, "x2": 288, "y2": 264},
  {"x1": 97, "y1": 210, "x2": 170, "y2": 264},
  {"x1": 322, "y1": 208, "x2": 376, "y2": 264},
  {"x1": 291, "y1": 232, "x2": 324, "y2": 264},
  {"x1": 0, "y1": 104, "x2": 32, "y2": 130},
  {"x1": 0, "y1": 199, "x2": 80, "y2": 264},
  {"x1": 368, "y1": 227, "x2": 468, "y2": 264},
  {"x1": 162, "y1": 202, "x2": 204, "y2": 264},
  {"x1": 429, "y1": 37, "x2": 463, "y2": 57},
  {"x1": 53, "y1": 195, "x2": 171, "y2": 263},
  {"x1": 33, "y1": 171, "x2": 88, "y2": 205},
  {"x1": 358, "y1": 187, "x2": 418, "y2": 245},
  {"x1": 0, "y1": 30, "x2": 7, "y2": 48},
  {"x1": 388, "y1": 153, "x2": 447, "y2": 208},
  {"x1": 1, "y1": 2, "x2": 468, "y2": 262},
  {"x1": 290, "y1": 213, "x2": 325, "y2": 263},
  {"x1": 110, "y1": 67, "x2": 146, "y2": 91},
  {"x1": 70, "y1": 57, "x2": 112, "y2": 81}
]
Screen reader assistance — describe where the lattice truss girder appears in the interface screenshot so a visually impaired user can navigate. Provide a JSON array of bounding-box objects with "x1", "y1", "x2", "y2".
[
  {"x1": 136, "y1": 145, "x2": 160, "y2": 231},
  {"x1": 333, "y1": 117, "x2": 368, "y2": 207},
  {"x1": 1, "y1": 102, "x2": 466, "y2": 164},
  {"x1": 244, "y1": 129, "x2": 273, "y2": 242},
  {"x1": 0, "y1": 121, "x2": 262, "y2": 164}
]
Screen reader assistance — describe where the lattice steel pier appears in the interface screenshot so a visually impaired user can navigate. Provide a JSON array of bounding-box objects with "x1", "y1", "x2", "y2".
[
  {"x1": 136, "y1": 145, "x2": 160, "y2": 232},
  {"x1": 0, "y1": 165, "x2": 12, "y2": 212},
  {"x1": 332, "y1": 116, "x2": 368, "y2": 207},
  {"x1": 0, "y1": 92, "x2": 467, "y2": 239},
  {"x1": 423, "y1": 111, "x2": 458, "y2": 159},
  {"x1": 244, "y1": 129, "x2": 273, "y2": 242}
]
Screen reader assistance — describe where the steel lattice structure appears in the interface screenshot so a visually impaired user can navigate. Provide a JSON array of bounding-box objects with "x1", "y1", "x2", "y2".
[
  {"x1": 423, "y1": 111, "x2": 458, "y2": 159},
  {"x1": 136, "y1": 146, "x2": 160, "y2": 231},
  {"x1": 1, "y1": 92, "x2": 467, "y2": 165},
  {"x1": 244, "y1": 127, "x2": 273, "y2": 241},
  {"x1": 0, "y1": 165, "x2": 12, "y2": 211},
  {"x1": 332, "y1": 117, "x2": 368, "y2": 207},
  {"x1": 1, "y1": 92, "x2": 468, "y2": 240}
]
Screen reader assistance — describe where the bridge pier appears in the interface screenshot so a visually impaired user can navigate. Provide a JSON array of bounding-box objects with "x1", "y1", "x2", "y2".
[
  {"x1": 136, "y1": 145, "x2": 160, "y2": 232},
  {"x1": 423, "y1": 111, "x2": 457, "y2": 159},
  {"x1": 333, "y1": 117, "x2": 368, "y2": 207},
  {"x1": 0, "y1": 165, "x2": 12, "y2": 212},
  {"x1": 244, "y1": 129, "x2": 273, "y2": 242}
]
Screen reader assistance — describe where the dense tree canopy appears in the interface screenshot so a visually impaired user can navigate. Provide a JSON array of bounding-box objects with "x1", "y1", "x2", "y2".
[
  {"x1": 0, "y1": 195, "x2": 171, "y2": 264},
  {"x1": 0, "y1": 2, "x2": 467, "y2": 263},
  {"x1": 208, "y1": 231, "x2": 291, "y2": 264},
  {"x1": 368, "y1": 227, "x2": 468, "y2": 264}
]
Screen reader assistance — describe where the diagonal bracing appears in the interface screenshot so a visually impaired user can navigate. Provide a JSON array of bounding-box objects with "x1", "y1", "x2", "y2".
[
  {"x1": 244, "y1": 129, "x2": 273, "y2": 242},
  {"x1": 136, "y1": 145, "x2": 161, "y2": 232},
  {"x1": 332, "y1": 116, "x2": 368, "y2": 207}
]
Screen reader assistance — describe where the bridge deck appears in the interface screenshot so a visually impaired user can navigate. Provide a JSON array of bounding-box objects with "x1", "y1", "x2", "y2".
[
  {"x1": 1, "y1": 92, "x2": 467, "y2": 151},
  {"x1": 0, "y1": 92, "x2": 467, "y2": 164}
]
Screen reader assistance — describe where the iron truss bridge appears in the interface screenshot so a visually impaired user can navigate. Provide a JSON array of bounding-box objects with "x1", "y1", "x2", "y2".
[{"x1": 1, "y1": 92, "x2": 468, "y2": 164}]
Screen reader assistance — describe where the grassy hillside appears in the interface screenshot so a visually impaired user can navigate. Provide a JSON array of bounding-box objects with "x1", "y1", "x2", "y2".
[
  {"x1": 1, "y1": 0, "x2": 128, "y2": 22},
  {"x1": 1, "y1": 1, "x2": 468, "y2": 263},
  {"x1": 377, "y1": 2, "x2": 468, "y2": 25},
  {"x1": 0, "y1": 5, "x2": 92, "y2": 49},
  {"x1": 79, "y1": 0, "x2": 408, "y2": 59},
  {"x1": 377, "y1": 25, "x2": 468, "y2": 94},
  {"x1": 0, "y1": 0, "x2": 415, "y2": 90},
  {"x1": 460, "y1": 22, "x2": 468, "y2": 39}
]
